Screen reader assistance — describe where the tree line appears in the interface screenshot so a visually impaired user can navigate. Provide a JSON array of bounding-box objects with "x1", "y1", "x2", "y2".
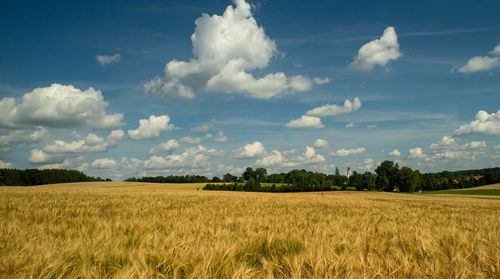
[
  {"x1": 0, "y1": 168, "x2": 109, "y2": 186},
  {"x1": 125, "y1": 175, "x2": 211, "y2": 183},
  {"x1": 204, "y1": 162, "x2": 500, "y2": 193}
]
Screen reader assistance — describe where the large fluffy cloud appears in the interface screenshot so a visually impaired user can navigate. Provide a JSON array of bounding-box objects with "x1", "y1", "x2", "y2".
[
  {"x1": 128, "y1": 115, "x2": 174, "y2": 140},
  {"x1": 255, "y1": 150, "x2": 284, "y2": 167},
  {"x1": 28, "y1": 149, "x2": 53, "y2": 163},
  {"x1": 349, "y1": 27, "x2": 402, "y2": 71},
  {"x1": 285, "y1": 116, "x2": 324, "y2": 129},
  {"x1": 0, "y1": 84, "x2": 123, "y2": 130},
  {"x1": 453, "y1": 110, "x2": 500, "y2": 136},
  {"x1": 144, "y1": 0, "x2": 312, "y2": 100},
  {"x1": 306, "y1": 98, "x2": 361, "y2": 117},
  {"x1": 233, "y1": 141, "x2": 266, "y2": 158},
  {"x1": 458, "y1": 43, "x2": 500, "y2": 73}
]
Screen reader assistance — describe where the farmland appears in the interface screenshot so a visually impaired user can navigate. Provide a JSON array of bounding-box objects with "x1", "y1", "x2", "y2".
[{"x1": 1, "y1": 182, "x2": 499, "y2": 278}]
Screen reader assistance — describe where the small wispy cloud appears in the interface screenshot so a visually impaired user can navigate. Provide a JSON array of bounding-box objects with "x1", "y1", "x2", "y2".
[{"x1": 96, "y1": 54, "x2": 121, "y2": 66}]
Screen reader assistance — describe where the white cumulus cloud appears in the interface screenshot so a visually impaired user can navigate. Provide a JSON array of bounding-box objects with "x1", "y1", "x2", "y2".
[
  {"x1": 287, "y1": 75, "x2": 313, "y2": 92},
  {"x1": 453, "y1": 110, "x2": 500, "y2": 136},
  {"x1": 0, "y1": 160, "x2": 14, "y2": 168},
  {"x1": 149, "y1": 139, "x2": 180, "y2": 154},
  {"x1": 144, "y1": 0, "x2": 313, "y2": 100},
  {"x1": 306, "y1": 97, "x2": 361, "y2": 117},
  {"x1": 0, "y1": 127, "x2": 48, "y2": 153},
  {"x1": 0, "y1": 84, "x2": 124, "y2": 130},
  {"x1": 388, "y1": 149, "x2": 401, "y2": 157},
  {"x1": 27, "y1": 130, "x2": 124, "y2": 165},
  {"x1": 91, "y1": 158, "x2": 118, "y2": 169},
  {"x1": 329, "y1": 147, "x2": 366, "y2": 157},
  {"x1": 233, "y1": 141, "x2": 266, "y2": 158},
  {"x1": 408, "y1": 147, "x2": 426, "y2": 159},
  {"x1": 285, "y1": 115, "x2": 324, "y2": 129},
  {"x1": 461, "y1": 141, "x2": 486, "y2": 149},
  {"x1": 144, "y1": 145, "x2": 222, "y2": 170},
  {"x1": 128, "y1": 115, "x2": 174, "y2": 140},
  {"x1": 349, "y1": 27, "x2": 402, "y2": 71},
  {"x1": 457, "y1": 43, "x2": 500, "y2": 73},
  {"x1": 409, "y1": 136, "x2": 487, "y2": 162},
  {"x1": 28, "y1": 149, "x2": 54, "y2": 163},
  {"x1": 298, "y1": 146, "x2": 325, "y2": 164},
  {"x1": 42, "y1": 130, "x2": 124, "y2": 154},
  {"x1": 314, "y1": 139, "x2": 329, "y2": 149},
  {"x1": 255, "y1": 150, "x2": 284, "y2": 167},
  {"x1": 458, "y1": 56, "x2": 500, "y2": 73}
]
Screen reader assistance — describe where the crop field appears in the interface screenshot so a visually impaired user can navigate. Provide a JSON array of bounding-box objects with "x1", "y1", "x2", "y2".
[{"x1": 1, "y1": 182, "x2": 500, "y2": 278}]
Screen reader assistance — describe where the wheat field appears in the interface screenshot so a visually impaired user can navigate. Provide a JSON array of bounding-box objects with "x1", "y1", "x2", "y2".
[{"x1": 1, "y1": 182, "x2": 499, "y2": 278}]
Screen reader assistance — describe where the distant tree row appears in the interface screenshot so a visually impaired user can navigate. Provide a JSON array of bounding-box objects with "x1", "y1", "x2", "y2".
[
  {"x1": 125, "y1": 175, "x2": 210, "y2": 183},
  {"x1": 203, "y1": 163, "x2": 500, "y2": 193},
  {"x1": 421, "y1": 168, "x2": 500, "y2": 191},
  {"x1": 0, "y1": 168, "x2": 107, "y2": 186}
]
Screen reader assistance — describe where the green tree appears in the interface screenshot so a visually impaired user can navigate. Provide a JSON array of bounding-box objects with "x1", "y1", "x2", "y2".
[
  {"x1": 243, "y1": 167, "x2": 255, "y2": 181},
  {"x1": 211, "y1": 176, "x2": 221, "y2": 182},
  {"x1": 375, "y1": 160, "x2": 399, "y2": 191},
  {"x1": 349, "y1": 171, "x2": 365, "y2": 190},
  {"x1": 397, "y1": 167, "x2": 421, "y2": 192},
  {"x1": 223, "y1": 173, "x2": 237, "y2": 182},
  {"x1": 255, "y1": 168, "x2": 267, "y2": 181},
  {"x1": 363, "y1": 172, "x2": 376, "y2": 190},
  {"x1": 245, "y1": 176, "x2": 261, "y2": 192},
  {"x1": 422, "y1": 173, "x2": 438, "y2": 191},
  {"x1": 376, "y1": 175, "x2": 389, "y2": 191}
]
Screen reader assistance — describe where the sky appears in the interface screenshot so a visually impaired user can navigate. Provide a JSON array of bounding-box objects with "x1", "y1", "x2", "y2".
[{"x1": 1, "y1": 0, "x2": 499, "y2": 180}]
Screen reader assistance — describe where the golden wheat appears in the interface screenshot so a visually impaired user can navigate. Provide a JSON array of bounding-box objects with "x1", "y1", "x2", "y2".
[{"x1": 1, "y1": 182, "x2": 499, "y2": 278}]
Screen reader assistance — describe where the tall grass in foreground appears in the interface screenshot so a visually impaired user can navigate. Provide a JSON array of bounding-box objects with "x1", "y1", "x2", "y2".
[{"x1": 1, "y1": 182, "x2": 499, "y2": 278}]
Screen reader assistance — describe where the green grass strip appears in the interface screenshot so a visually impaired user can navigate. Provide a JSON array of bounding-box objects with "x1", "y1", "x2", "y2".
[{"x1": 425, "y1": 189, "x2": 500, "y2": 196}]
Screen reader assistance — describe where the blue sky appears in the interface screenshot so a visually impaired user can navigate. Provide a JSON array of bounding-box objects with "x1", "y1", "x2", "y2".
[{"x1": 1, "y1": 0, "x2": 499, "y2": 180}]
